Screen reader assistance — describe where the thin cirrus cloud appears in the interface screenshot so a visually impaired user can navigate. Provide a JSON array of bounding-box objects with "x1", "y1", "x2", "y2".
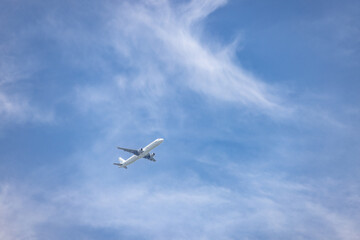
[
  {"x1": 0, "y1": 0, "x2": 359, "y2": 239},
  {"x1": 0, "y1": 55, "x2": 53, "y2": 124},
  {"x1": 0, "y1": 184, "x2": 52, "y2": 240},
  {"x1": 0, "y1": 82, "x2": 54, "y2": 124},
  {"x1": 1, "y1": 170, "x2": 360, "y2": 240},
  {"x1": 106, "y1": 0, "x2": 284, "y2": 113}
]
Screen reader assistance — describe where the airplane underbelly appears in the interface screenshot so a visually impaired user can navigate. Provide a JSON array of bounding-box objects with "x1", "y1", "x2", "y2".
[
  {"x1": 143, "y1": 143, "x2": 159, "y2": 153},
  {"x1": 125, "y1": 155, "x2": 141, "y2": 165}
]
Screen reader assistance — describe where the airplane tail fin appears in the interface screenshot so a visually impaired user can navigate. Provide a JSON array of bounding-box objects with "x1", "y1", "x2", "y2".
[{"x1": 118, "y1": 157, "x2": 126, "y2": 164}]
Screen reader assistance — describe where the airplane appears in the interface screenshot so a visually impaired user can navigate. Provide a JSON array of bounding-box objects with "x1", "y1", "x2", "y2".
[{"x1": 113, "y1": 138, "x2": 164, "y2": 169}]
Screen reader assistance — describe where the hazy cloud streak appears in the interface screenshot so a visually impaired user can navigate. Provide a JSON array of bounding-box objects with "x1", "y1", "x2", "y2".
[{"x1": 107, "y1": 0, "x2": 283, "y2": 112}]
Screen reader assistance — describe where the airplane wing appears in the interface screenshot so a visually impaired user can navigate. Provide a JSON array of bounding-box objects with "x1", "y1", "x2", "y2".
[{"x1": 117, "y1": 147, "x2": 139, "y2": 155}]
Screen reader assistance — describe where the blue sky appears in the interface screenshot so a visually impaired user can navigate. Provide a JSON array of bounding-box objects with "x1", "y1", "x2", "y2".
[{"x1": 1, "y1": 0, "x2": 360, "y2": 239}]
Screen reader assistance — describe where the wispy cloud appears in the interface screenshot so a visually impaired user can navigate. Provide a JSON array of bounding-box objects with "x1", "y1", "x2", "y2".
[
  {"x1": 0, "y1": 184, "x2": 52, "y2": 240},
  {"x1": 1, "y1": 0, "x2": 359, "y2": 239},
  {"x1": 67, "y1": 0, "x2": 291, "y2": 149},
  {"x1": 0, "y1": 46, "x2": 53, "y2": 124},
  {"x1": 2, "y1": 170, "x2": 359, "y2": 240},
  {"x1": 58, "y1": 170, "x2": 360, "y2": 239},
  {"x1": 106, "y1": 0, "x2": 283, "y2": 112},
  {"x1": 0, "y1": 91, "x2": 54, "y2": 124}
]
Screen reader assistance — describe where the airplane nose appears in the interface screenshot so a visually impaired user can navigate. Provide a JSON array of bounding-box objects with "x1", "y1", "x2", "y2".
[{"x1": 158, "y1": 138, "x2": 164, "y2": 142}]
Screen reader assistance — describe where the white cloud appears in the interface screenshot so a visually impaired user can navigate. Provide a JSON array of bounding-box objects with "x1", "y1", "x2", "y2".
[
  {"x1": 68, "y1": 0, "x2": 290, "y2": 148},
  {"x1": 0, "y1": 184, "x2": 52, "y2": 240},
  {"x1": 0, "y1": 46, "x2": 54, "y2": 124},
  {"x1": 114, "y1": 0, "x2": 281, "y2": 109},
  {"x1": 2, "y1": 1, "x2": 358, "y2": 239},
  {"x1": 0, "y1": 91, "x2": 53, "y2": 123},
  {"x1": 2, "y1": 170, "x2": 359, "y2": 239}
]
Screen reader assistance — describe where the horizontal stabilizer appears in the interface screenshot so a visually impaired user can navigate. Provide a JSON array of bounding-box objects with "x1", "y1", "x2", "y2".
[{"x1": 113, "y1": 162, "x2": 127, "y2": 169}]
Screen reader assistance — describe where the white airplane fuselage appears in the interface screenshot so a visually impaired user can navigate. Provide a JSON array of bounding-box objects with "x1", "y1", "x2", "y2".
[{"x1": 118, "y1": 138, "x2": 164, "y2": 168}]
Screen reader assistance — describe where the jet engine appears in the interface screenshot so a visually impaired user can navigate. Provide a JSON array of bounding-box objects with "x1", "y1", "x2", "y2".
[
  {"x1": 138, "y1": 148, "x2": 144, "y2": 154},
  {"x1": 150, "y1": 153, "x2": 155, "y2": 157}
]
